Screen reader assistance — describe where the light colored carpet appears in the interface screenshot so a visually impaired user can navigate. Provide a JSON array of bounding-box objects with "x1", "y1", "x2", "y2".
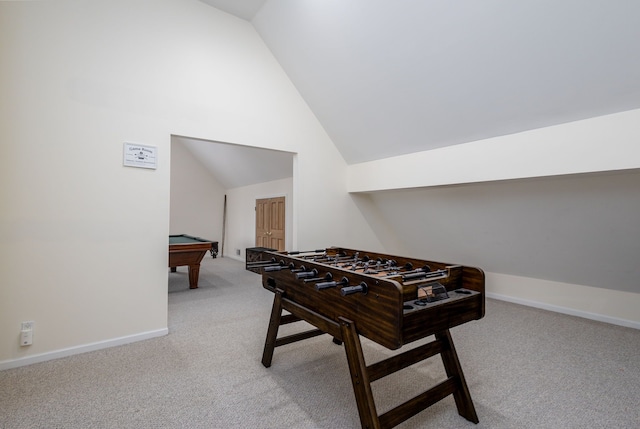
[{"x1": 1, "y1": 256, "x2": 639, "y2": 428}]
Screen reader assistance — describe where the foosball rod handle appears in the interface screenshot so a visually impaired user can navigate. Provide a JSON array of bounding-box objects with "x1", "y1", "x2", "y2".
[
  {"x1": 315, "y1": 276, "x2": 348, "y2": 290},
  {"x1": 303, "y1": 272, "x2": 333, "y2": 283},
  {"x1": 340, "y1": 282, "x2": 368, "y2": 296},
  {"x1": 295, "y1": 268, "x2": 318, "y2": 279}
]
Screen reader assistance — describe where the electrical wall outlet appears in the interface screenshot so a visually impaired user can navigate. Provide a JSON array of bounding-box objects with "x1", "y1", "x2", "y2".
[
  {"x1": 236, "y1": 249, "x2": 241, "y2": 256},
  {"x1": 20, "y1": 321, "x2": 34, "y2": 346}
]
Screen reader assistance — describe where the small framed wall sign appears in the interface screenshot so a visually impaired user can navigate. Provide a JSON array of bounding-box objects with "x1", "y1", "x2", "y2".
[{"x1": 123, "y1": 142, "x2": 157, "y2": 169}]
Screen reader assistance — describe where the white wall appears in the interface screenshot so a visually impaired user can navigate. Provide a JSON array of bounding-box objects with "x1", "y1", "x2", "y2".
[
  {"x1": 225, "y1": 178, "x2": 294, "y2": 260},
  {"x1": 0, "y1": 0, "x2": 365, "y2": 369},
  {"x1": 169, "y1": 139, "x2": 226, "y2": 242},
  {"x1": 487, "y1": 273, "x2": 640, "y2": 329},
  {"x1": 347, "y1": 112, "x2": 640, "y2": 328},
  {"x1": 348, "y1": 109, "x2": 640, "y2": 192}
]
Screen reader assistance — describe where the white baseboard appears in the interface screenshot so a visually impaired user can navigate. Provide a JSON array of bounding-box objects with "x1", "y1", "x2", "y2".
[
  {"x1": 0, "y1": 328, "x2": 169, "y2": 371},
  {"x1": 485, "y1": 272, "x2": 640, "y2": 330},
  {"x1": 486, "y1": 292, "x2": 640, "y2": 330}
]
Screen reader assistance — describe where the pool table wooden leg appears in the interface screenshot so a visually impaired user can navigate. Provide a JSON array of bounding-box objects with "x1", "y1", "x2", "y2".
[{"x1": 187, "y1": 264, "x2": 200, "y2": 289}]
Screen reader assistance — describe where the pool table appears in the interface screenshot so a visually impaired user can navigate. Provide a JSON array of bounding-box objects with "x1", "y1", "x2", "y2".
[{"x1": 169, "y1": 234, "x2": 218, "y2": 289}]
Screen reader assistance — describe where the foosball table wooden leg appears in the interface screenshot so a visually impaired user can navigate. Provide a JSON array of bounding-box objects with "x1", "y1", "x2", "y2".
[
  {"x1": 339, "y1": 317, "x2": 381, "y2": 429},
  {"x1": 261, "y1": 288, "x2": 285, "y2": 368},
  {"x1": 436, "y1": 330, "x2": 479, "y2": 423}
]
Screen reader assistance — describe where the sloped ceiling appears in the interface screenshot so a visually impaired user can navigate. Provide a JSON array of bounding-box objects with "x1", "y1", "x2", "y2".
[
  {"x1": 198, "y1": 0, "x2": 266, "y2": 21},
  {"x1": 205, "y1": 0, "x2": 640, "y2": 168},
  {"x1": 173, "y1": 136, "x2": 293, "y2": 189}
]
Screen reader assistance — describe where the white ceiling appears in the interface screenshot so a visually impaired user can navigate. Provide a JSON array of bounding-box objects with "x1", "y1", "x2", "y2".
[
  {"x1": 193, "y1": 0, "x2": 640, "y2": 185},
  {"x1": 173, "y1": 136, "x2": 293, "y2": 189},
  {"x1": 198, "y1": 0, "x2": 267, "y2": 21}
]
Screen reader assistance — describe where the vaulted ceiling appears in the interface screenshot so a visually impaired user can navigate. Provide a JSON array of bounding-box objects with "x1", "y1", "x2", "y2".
[{"x1": 192, "y1": 0, "x2": 640, "y2": 187}]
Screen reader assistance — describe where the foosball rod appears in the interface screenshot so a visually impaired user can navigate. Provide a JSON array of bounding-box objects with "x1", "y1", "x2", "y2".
[
  {"x1": 263, "y1": 262, "x2": 296, "y2": 272},
  {"x1": 310, "y1": 252, "x2": 362, "y2": 266},
  {"x1": 246, "y1": 257, "x2": 281, "y2": 267},
  {"x1": 285, "y1": 249, "x2": 326, "y2": 256},
  {"x1": 306, "y1": 254, "x2": 354, "y2": 264},
  {"x1": 400, "y1": 268, "x2": 448, "y2": 281},
  {"x1": 341, "y1": 260, "x2": 418, "y2": 273},
  {"x1": 246, "y1": 250, "x2": 325, "y2": 268}
]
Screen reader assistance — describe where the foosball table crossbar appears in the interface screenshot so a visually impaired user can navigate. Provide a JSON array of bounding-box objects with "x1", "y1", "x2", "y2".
[
  {"x1": 262, "y1": 288, "x2": 479, "y2": 429},
  {"x1": 378, "y1": 376, "x2": 459, "y2": 429},
  {"x1": 273, "y1": 328, "x2": 325, "y2": 348}
]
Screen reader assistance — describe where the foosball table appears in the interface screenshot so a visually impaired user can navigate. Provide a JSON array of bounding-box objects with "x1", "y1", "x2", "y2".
[{"x1": 247, "y1": 247, "x2": 485, "y2": 429}]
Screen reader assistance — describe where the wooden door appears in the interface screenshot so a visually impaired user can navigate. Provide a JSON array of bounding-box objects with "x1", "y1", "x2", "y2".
[{"x1": 255, "y1": 197, "x2": 285, "y2": 251}]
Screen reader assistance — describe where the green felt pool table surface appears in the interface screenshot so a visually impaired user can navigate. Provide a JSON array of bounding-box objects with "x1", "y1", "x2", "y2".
[{"x1": 169, "y1": 234, "x2": 209, "y2": 245}]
